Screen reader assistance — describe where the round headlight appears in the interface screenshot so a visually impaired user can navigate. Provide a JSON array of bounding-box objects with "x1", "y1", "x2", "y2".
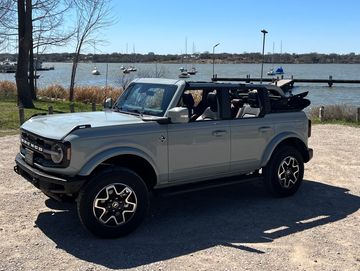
[{"x1": 51, "y1": 144, "x2": 64, "y2": 164}]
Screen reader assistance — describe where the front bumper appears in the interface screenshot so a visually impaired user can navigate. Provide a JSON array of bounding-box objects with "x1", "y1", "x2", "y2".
[
  {"x1": 307, "y1": 148, "x2": 313, "y2": 162},
  {"x1": 14, "y1": 153, "x2": 85, "y2": 195}
]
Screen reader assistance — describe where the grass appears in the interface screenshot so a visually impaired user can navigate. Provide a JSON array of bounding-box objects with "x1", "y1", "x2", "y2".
[
  {"x1": 0, "y1": 80, "x2": 124, "y2": 137},
  {"x1": 0, "y1": 98, "x2": 99, "y2": 136}
]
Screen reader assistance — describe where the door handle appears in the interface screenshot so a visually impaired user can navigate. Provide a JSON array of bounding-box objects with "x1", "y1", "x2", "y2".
[{"x1": 212, "y1": 130, "x2": 227, "y2": 137}]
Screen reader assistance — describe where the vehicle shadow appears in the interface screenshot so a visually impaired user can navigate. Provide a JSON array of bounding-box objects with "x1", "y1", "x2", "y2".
[{"x1": 35, "y1": 179, "x2": 360, "y2": 269}]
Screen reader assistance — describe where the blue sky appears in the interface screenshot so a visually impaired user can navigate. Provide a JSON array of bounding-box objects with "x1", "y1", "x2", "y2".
[{"x1": 82, "y1": 0, "x2": 360, "y2": 54}]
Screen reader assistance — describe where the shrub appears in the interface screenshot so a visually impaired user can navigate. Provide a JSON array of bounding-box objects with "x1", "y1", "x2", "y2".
[
  {"x1": 38, "y1": 84, "x2": 67, "y2": 100},
  {"x1": 0, "y1": 80, "x2": 17, "y2": 98},
  {"x1": 309, "y1": 104, "x2": 358, "y2": 122},
  {"x1": 74, "y1": 86, "x2": 123, "y2": 104}
]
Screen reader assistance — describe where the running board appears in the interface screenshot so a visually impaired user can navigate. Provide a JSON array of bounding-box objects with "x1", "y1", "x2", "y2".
[{"x1": 155, "y1": 175, "x2": 263, "y2": 197}]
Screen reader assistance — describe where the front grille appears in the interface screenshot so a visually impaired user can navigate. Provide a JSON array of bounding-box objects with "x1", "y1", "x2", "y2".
[{"x1": 20, "y1": 131, "x2": 59, "y2": 167}]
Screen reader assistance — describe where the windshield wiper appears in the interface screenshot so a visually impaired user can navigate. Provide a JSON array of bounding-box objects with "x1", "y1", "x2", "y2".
[{"x1": 114, "y1": 107, "x2": 140, "y2": 116}]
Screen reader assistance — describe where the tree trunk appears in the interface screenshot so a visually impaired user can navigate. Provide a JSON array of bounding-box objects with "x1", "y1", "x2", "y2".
[
  {"x1": 69, "y1": 53, "x2": 79, "y2": 102},
  {"x1": 15, "y1": 0, "x2": 34, "y2": 108},
  {"x1": 29, "y1": 42, "x2": 36, "y2": 100}
]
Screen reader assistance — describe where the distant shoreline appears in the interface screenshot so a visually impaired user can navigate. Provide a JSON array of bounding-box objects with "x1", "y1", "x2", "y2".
[{"x1": 1, "y1": 52, "x2": 360, "y2": 65}]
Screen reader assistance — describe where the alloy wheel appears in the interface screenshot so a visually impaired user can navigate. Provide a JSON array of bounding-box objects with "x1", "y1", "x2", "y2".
[
  {"x1": 277, "y1": 156, "x2": 300, "y2": 189},
  {"x1": 93, "y1": 183, "x2": 137, "y2": 226}
]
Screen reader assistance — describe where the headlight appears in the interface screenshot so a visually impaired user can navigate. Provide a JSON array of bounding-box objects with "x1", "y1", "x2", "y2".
[{"x1": 51, "y1": 144, "x2": 64, "y2": 164}]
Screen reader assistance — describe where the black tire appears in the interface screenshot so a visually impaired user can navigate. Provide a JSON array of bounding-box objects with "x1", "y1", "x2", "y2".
[
  {"x1": 264, "y1": 145, "x2": 304, "y2": 197},
  {"x1": 77, "y1": 167, "x2": 149, "y2": 238}
]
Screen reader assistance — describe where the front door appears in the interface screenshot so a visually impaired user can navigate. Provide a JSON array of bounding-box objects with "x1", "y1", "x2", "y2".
[{"x1": 167, "y1": 120, "x2": 231, "y2": 182}]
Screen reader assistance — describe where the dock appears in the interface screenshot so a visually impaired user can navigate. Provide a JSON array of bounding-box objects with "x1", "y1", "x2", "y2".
[{"x1": 212, "y1": 75, "x2": 360, "y2": 89}]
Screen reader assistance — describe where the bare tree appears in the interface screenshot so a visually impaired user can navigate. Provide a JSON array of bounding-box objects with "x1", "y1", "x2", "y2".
[
  {"x1": 0, "y1": 0, "x2": 73, "y2": 104},
  {"x1": 69, "y1": 0, "x2": 114, "y2": 102},
  {"x1": 0, "y1": 0, "x2": 16, "y2": 50},
  {"x1": 30, "y1": 0, "x2": 74, "y2": 99}
]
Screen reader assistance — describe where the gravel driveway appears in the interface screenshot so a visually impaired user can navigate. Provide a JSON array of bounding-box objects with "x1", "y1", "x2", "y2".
[{"x1": 0, "y1": 124, "x2": 359, "y2": 271}]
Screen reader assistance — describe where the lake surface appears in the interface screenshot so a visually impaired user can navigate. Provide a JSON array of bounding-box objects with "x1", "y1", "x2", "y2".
[{"x1": 1, "y1": 63, "x2": 360, "y2": 107}]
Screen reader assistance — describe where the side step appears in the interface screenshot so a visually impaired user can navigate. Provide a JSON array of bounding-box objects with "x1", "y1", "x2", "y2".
[{"x1": 154, "y1": 174, "x2": 263, "y2": 197}]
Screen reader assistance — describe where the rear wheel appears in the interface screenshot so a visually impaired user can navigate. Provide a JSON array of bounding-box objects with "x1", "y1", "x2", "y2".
[
  {"x1": 77, "y1": 167, "x2": 149, "y2": 238},
  {"x1": 264, "y1": 146, "x2": 304, "y2": 197}
]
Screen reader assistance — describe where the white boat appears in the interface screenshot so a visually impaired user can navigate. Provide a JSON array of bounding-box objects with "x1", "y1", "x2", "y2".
[
  {"x1": 0, "y1": 59, "x2": 17, "y2": 73},
  {"x1": 92, "y1": 66, "x2": 100, "y2": 75},
  {"x1": 187, "y1": 66, "x2": 197, "y2": 75},
  {"x1": 178, "y1": 71, "x2": 190, "y2": 78},
  {"x1": 179, "y1": 66, "x2": 186, "y2": 72}
]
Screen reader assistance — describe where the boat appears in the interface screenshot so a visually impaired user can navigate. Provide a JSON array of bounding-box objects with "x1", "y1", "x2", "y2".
[
  {"x1": 267, "y1": 66, "x2": 284, "y2": 76},
  {"x1": 275, "y1": 66, "x2": 284, "y2": 74},
  {"x1": 179, "y1": 67, "x2": 186, "y2": 72},
  {"x1": 123, "y1": 68, "x2": 131, "y2": 74},
  {"x1": 0, "y1": 59, "x2": 17, "y2": 73},
  {"x1": 120, "y1": 65, "x2": 126, "y2": 70},
  {"x1": 92, "y1": 66, "x2": 100, "y2": 75},
  {"x1": 178, "y1": 71, "x2": 190, "y2": 78},
  {"x1": 267, "y1": 68, "x2": 275, "y2": 76},
  {"x1": 187, "y1": 66, "x2": 197, "y2": 75},
  {"x1": 34, "y1": 59, "x2": 54, "y2": 71},
  {"x1": 128, "y1": 66, "x2": 137, "y2": 72}
]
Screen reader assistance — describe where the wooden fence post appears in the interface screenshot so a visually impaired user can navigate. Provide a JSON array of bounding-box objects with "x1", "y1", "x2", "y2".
[
  {"x1": 356, "y1": 107, "x2": 360, "y2": 123},
  {"x1": 70, "y1": 103, "x2": 74, "y2": 113},
  {"x1": 19, "y1": 106, "x2": 25, "y2": 125},
  {"x1": 319, "y1": 106, "x2": 325, "y2": 122},
  {"x1": 92, "y1": 102, "x2": 96, "y2": 111},
  {"x1": 48, "y1": 106, "x2": 53, "y2": 114}
]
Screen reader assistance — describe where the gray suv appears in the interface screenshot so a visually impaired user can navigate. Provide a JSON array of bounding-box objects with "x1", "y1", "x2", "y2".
[{"x1": 14, "y1": 78, "x2": 313, "y2": 238}]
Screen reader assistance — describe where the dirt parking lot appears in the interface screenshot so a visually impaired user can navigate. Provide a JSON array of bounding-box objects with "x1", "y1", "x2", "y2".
[{"x1": 0, "y1": 124, "x2": 359, "y2": 271}]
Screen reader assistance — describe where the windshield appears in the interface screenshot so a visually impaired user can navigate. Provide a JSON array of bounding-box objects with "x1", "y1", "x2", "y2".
[{"x1": 115, "y1": 83, "x2": 177, "y2": 117}]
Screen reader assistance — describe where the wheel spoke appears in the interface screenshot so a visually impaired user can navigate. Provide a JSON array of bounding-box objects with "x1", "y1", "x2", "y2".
[
  {"x1": 93, "y1": 183, "x2": 137, "y2": 226},
  {"x1": 277, "y1": 156, "x2": 300, "y2": 189}
]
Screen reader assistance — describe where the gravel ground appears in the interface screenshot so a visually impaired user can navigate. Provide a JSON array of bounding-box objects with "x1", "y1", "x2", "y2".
[{"x1": 0, "y1": 124, "x2": 359, "y2": 271}]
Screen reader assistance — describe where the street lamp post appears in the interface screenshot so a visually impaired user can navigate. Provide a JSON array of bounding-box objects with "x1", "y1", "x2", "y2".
[
  {"x1": 260, "y1": 29, "x2": 268, "y2": 84},
  {"x1": 212, "y1": 43, "x2": 220, "y2": 79}
]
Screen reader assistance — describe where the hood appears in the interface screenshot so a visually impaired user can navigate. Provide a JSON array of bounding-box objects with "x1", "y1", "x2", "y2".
[{"x1": 21, "y1": 111, "x2": 144, "y2": 140}]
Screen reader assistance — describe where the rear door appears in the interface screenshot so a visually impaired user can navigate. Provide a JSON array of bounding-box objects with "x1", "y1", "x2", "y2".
[{"x1": 230, "y1": 116, "x2": 274, "y2": 173}]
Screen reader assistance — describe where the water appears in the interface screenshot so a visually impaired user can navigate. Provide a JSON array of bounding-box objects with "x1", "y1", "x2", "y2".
[{"x1": 1, "y1": 63, "x2": 360, "y2": 107}]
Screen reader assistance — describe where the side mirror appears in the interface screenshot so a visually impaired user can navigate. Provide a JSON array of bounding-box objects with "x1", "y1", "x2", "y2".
[
  {"x1": 104, "y1": 97, "x2": 113, "y2": 109},
  {"x1": 167, "y1": 107, "x2": 189, "y2": 124}
]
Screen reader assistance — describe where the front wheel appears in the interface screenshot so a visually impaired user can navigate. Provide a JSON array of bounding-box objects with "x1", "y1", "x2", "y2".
[
  {"x1": 77, "y1": 167, "x2": 149, "y2": 238},
  {"x1": 264, "y1": 146, "x2": 304, "y2": 197}
]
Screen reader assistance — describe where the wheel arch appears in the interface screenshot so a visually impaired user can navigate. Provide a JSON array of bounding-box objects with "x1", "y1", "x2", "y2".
[
  {"x1": 78, "y1": 148, "x2": 158, "y2": 190},
  {"x1": 261, "y1": 133, "x2": 310, "y2": 167}
]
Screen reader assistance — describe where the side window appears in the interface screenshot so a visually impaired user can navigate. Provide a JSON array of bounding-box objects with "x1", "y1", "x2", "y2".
[{"x1": 178, "y1": 89, "x2": 209, "y2": 122}]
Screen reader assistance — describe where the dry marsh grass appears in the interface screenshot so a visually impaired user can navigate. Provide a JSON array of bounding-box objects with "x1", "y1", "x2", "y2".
[
  {"x1": 38, "y1": 84, "x2": 67, "y2": 100},
  {"x1": 74, "y1": 86, "x2": 123, "y2": 104},
  {"x1": 0, "y1": 81, "x2": 17, "y2": 98},
  {"x1": 1, "y1": 80, "x2": 123, "y2": 104},
  {"x1": 309, "y1": 104, "x2": 359, "y2": 122}
]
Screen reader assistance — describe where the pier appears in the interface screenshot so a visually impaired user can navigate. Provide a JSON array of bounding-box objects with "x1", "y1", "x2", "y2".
[{"x1": 212, "y1": 75, "x2": 360, "y2": 89}]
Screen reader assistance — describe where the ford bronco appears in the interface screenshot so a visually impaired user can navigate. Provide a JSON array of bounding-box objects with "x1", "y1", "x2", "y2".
[{"x1": 14, "y1": 78, "x2": 313, "y2": 238}]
